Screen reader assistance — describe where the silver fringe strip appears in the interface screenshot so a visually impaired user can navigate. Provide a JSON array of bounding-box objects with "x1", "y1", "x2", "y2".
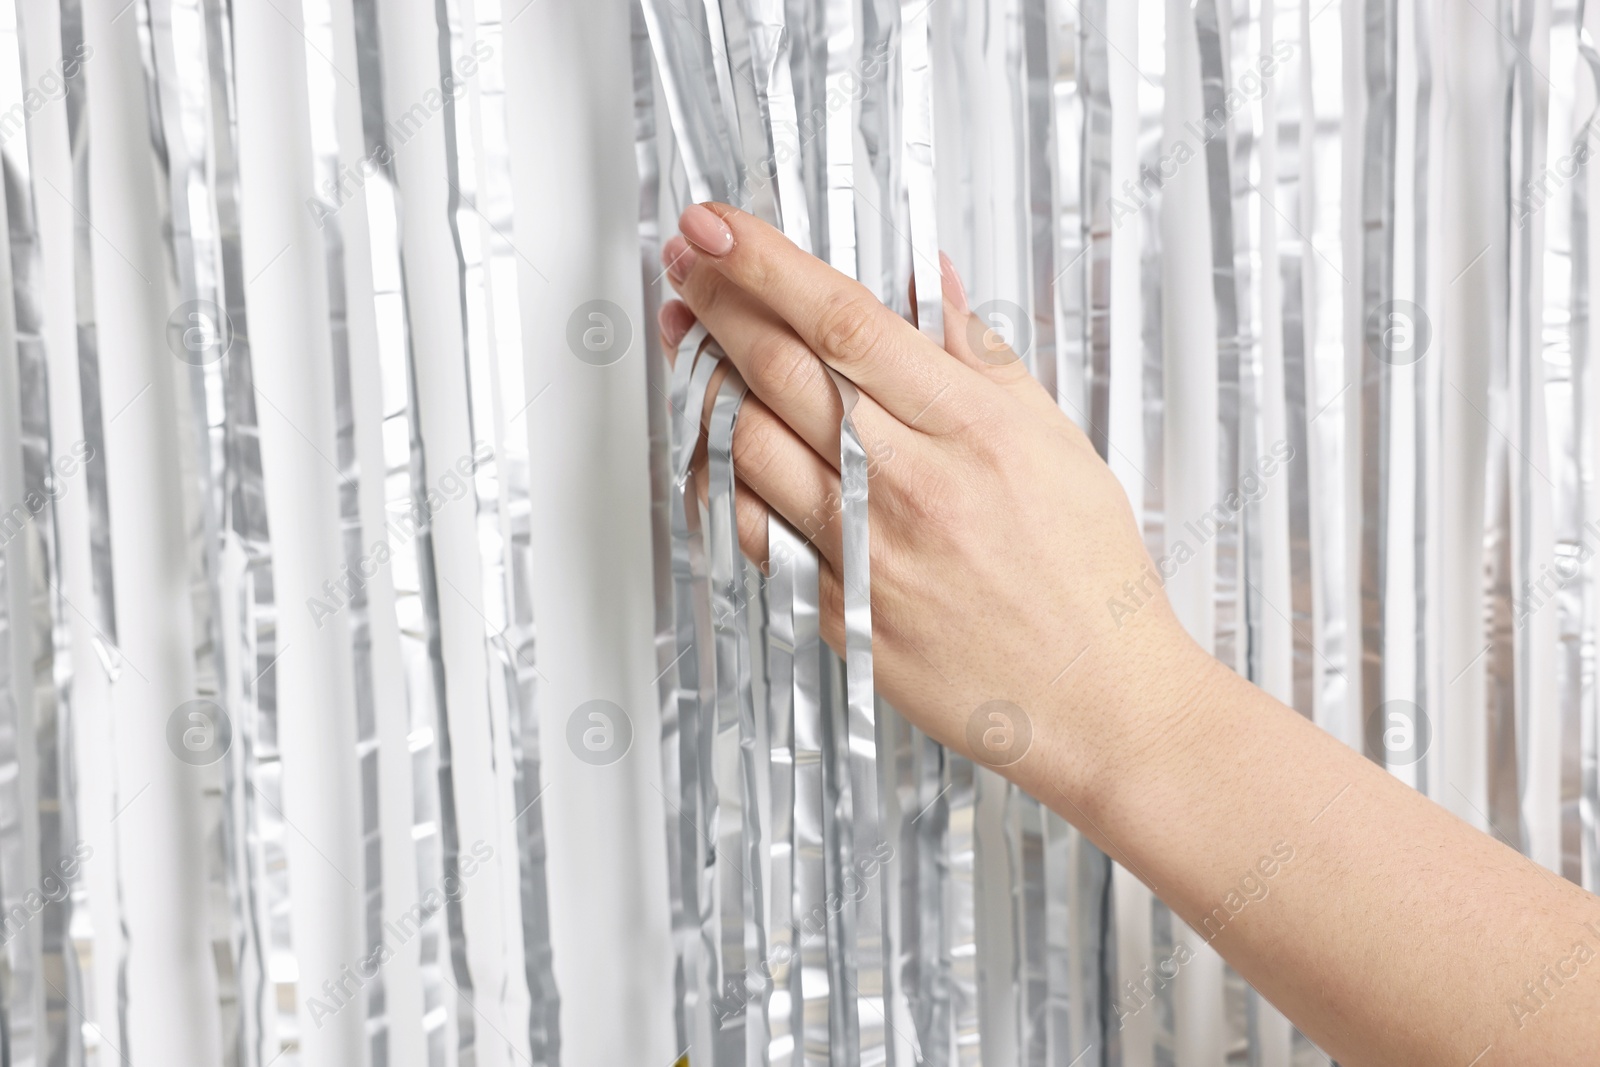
[
  {"x1": 55, "y1": 0, "x2": 134, "y2": 1054},
  {"x1": 347, "y1": 0, "x2": 474, "y2": 1058},
  {"x1": 1, "y1": 4, "x2": 85, "y2": 1063},
  {"x1": 433, "y1": 0, "x2": 559, "y2": 1060},
  {"x1": 1558, "y1": 0, "x2": 1600, "y2": 893},
  {"x1": 299, "y1": 0, "x2": 385, "y2": 1060}
]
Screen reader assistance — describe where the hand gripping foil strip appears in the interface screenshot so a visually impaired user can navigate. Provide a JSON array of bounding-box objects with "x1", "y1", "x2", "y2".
[
  {"x1": 54, "y1": 0, "x2": 134, "y2": 1054},
  {"x1": 1357, "y1": 0, "x2": 1396, "y2": 775},
  {"x1": 299, "y1": 0, "x2": 389, "y2": 1059},
  {"x1": 1554, "y1": 0, "x2": 1600, "y2": 892},
  {"x1": 1133, "y1": 0, "x2": 1176, "y2": 1060},
  {"x1": 348, "y1": 0, "x2": 476, "y2": 1058},
  {"x1": 0, "y1": 5, "x2": 87, "y2": 1064},
  {"x1": 433, "y1": 0, "x2": 561, "y2": 1059},
  {"x1": 136, "y1": 0, "x2": 282, "y2": 1057},
  {"x1": 1306, "y1": 0, "x2": 1350, "y2": 747},
  {"x1": 706, "y1": 369, "x2": 767, "y2": 1066},
  {"x1": 668, "y1": 323, "x2": 718, "y2": 1061}
]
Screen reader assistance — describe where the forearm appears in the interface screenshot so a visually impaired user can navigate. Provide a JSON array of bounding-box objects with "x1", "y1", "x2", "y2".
[{"x1": 1031, "y1": 644, "x2": 1600, "y2": 1066}]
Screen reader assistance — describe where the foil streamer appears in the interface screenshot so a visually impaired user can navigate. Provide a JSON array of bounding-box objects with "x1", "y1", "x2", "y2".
[
  {"x1": 0, "y1": 5, "x2": 85, "y2": 1063},
  {"x1": 135, "y1": 1, "x2": 278, "y2": 1058},
  {"x1": 1488, "y1": 0, "x2": 1534, "y2": 851},
  {"x1": 432, "y1": 0, "x2": 560, "y2": 1058},
  {"x1": 1558, "y1": 0, "x2": 1600, "y2": 892},
  {"x1": 54, "y1": 0, "x2": 135, "y2": 1053},
  {"x1": 790, "y1": 533, "x2": 829, "y2": 1067},
  {"x1": 765, "y1": 517, "x2": 799, "y2": 1067},
  {"x1": 1226, "y1": 0, "x2": 1266, "y2": 1055},
  {"x1": 1410, "y1": 0, "x2": 1435, "y2": 805},
  {"x1": 668, "y1": 323, "x2": 717, "y2": 1060},
  {"x1": 299, "y1": 0, "x2": 386, "y2": 1059},
  {"x1": 1307, "y1": 0, "x2": 1350, "y2": 747},
  {"x1": 1358, "y1": 0, "x2": 1396, "y2": 772},
  {"x1": 1134, "y1": 0, "x2": 1174, "y2": 1060},
  {"x1": 706, "y1": 370, "x2": 764, "y2": 1065},
  {"x1": 347, "y1": 0, "x2": 476, "y2": 1057}
]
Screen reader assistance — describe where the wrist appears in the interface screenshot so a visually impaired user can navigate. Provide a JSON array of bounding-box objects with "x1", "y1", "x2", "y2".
[{"x1": 1016, "y1": 621, "x2": 1231, "y2": 828}]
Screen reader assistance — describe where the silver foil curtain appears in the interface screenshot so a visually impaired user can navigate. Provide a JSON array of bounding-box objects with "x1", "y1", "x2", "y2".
[{"x1": 0, "y1": 0, "x2": 1582, "y2": 1066}]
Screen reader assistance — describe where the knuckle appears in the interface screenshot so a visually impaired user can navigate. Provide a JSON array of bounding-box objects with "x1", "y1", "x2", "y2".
[
  {"x1": 732, "y1": 410, "x2": 782, "y2": 484},
  {"x1": 816, "y1": 291, "x2": 881, "y2": 369},
  {"x1": 753, "y1": 332, "x2": 821, "y2": 408},
  {"x1": 686, "y1": 269, "x2": 727, "y2": 321}
]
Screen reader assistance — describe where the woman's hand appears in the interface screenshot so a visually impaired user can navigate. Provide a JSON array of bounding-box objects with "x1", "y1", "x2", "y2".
[
  {"x1": 658, "y1": 201, "x2": 1217, "y2": 808},
  {"x1": 658, "y1": 202, "x2": 1600, "y2": 1067}
]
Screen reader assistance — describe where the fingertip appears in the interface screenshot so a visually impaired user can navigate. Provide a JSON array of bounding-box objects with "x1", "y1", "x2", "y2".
[
  {"x1": 939, "y1": 251, "x2": 969, "y2": 315},
  {"x1": 662, "y1": 234, "x2": 697, "y2": 285},
  {"x1": 680, "y1": 203, "x2": 735, "y2": 256},
  {"x1": 659, "y1": 300, "x2": 696, "y2": 354}
]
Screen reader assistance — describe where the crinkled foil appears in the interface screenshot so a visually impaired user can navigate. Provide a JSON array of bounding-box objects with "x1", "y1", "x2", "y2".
[
  {"x1": 0, "y1": 4, "x2": 85, "y2": 1063},
  {"x1": 433, "y1": 0, "x2": 560, "y2": 1058},
  {"x1": 299, "y1": 0, "x2": 386, "y2": 1059},
  {"x1": 348, "y1": 0, "x2": 475, "y2": 1057},
  {"x1": 1557, "y1": 0, "x2": 1600, "y2": 892}
]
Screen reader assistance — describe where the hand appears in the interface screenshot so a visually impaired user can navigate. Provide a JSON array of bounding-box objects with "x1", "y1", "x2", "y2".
[{"x1": 659, "y1": 202, "x2": 1218, "y2": 805}]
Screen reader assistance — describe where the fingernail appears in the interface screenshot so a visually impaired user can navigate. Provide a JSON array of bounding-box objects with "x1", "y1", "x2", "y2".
[
  {"x1": 680, "y1": 203, "x2": 734, "y2": 256},
  {"x1": 662, "y1": 235, "x2": 698, "y2": 284},
  {"x1": 940, "y1": 251, "x2": 968, "y2": 315},
  {"x1": 659, "y1": 300, "x2": 696, "y2": 351}
]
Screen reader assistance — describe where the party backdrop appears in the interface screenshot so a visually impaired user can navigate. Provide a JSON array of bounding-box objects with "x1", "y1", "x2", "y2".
[{"x1": 0, "y1": 0, "x2": 1588, "y2": 1065}]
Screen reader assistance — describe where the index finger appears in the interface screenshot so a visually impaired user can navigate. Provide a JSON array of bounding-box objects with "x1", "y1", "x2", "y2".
[{"x1": 676, "y1": 202, "x2": 985, "y2": 435}]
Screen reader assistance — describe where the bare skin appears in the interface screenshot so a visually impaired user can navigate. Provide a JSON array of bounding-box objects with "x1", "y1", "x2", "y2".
[{"x1": 658, "y1": 202, "x2": 1600, "y2": 1066}]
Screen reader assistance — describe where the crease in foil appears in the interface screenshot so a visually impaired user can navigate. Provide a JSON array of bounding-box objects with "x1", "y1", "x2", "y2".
[
  {"x1": 299, "y1": 0, "x2": 388, "y2": 1060},
  {"x1": 348, "y1": 0, "x2": 476, "y2": 1057},
  {"x1": 706, "y1": 370, "x2": 767, "y2": 1065},
  {"x1": 433, "y1": 0, "x2": 559, "y2": 1058},
  {"x1": 0, "y1": 6, "x2": 86, "y2": 1066}
]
